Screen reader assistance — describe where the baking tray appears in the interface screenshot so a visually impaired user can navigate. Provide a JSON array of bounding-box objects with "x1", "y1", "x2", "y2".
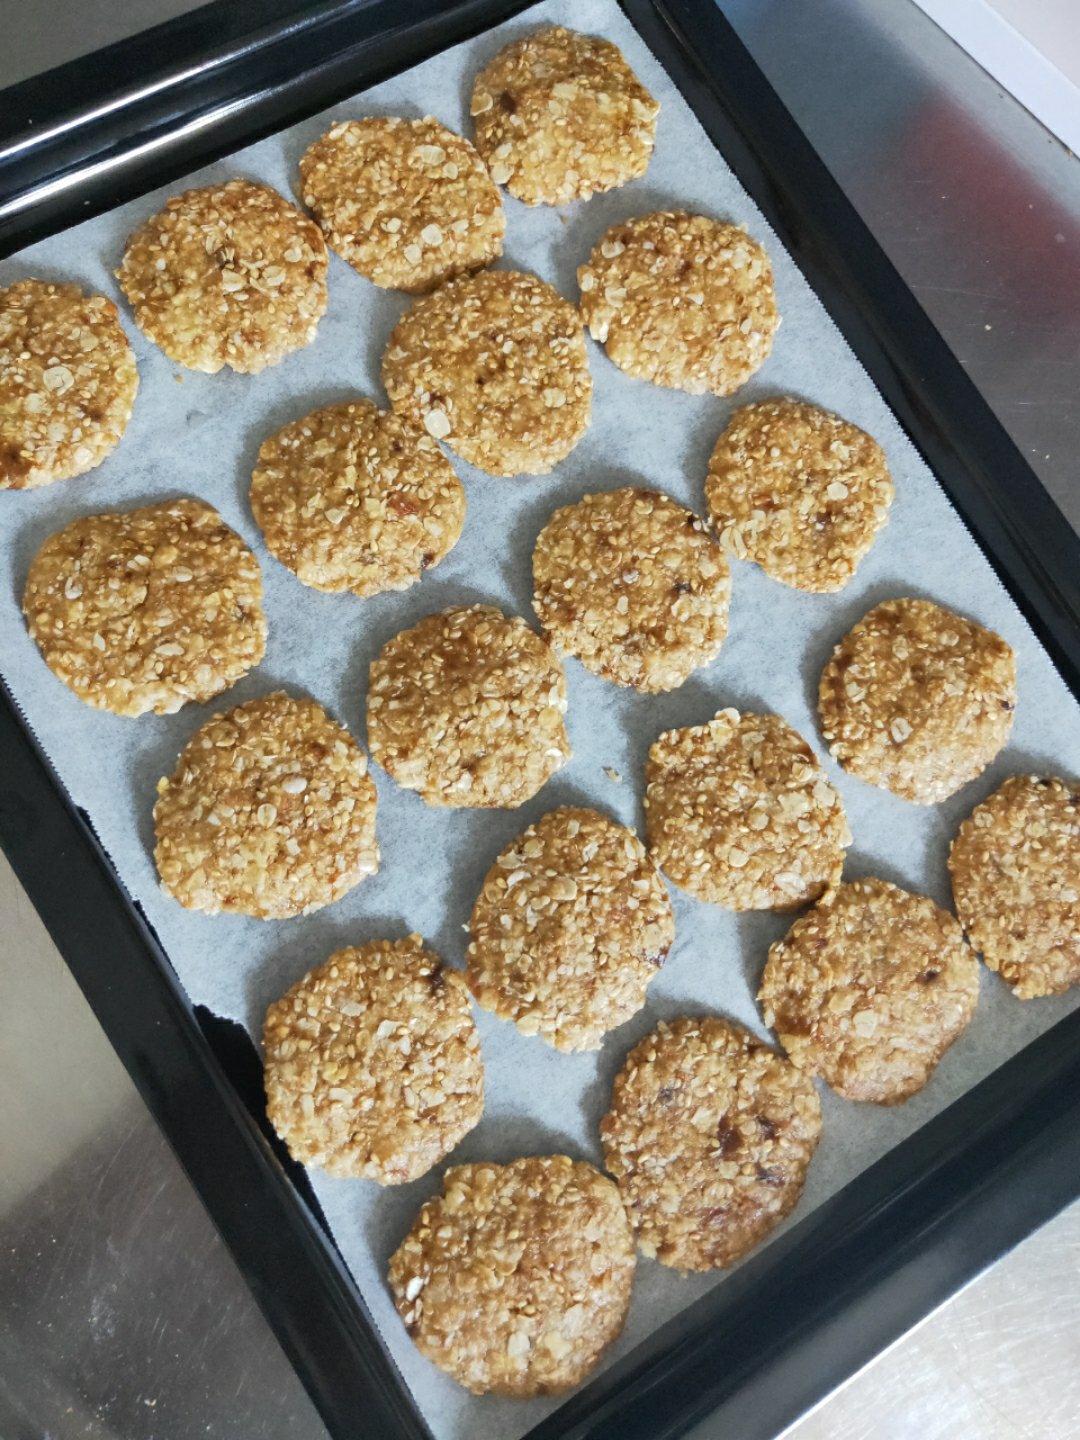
[{"x1": 1, "y1": 2, "x2": 1078, "y2": 1438}]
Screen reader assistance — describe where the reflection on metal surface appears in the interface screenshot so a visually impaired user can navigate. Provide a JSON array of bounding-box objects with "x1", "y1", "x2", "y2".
[
  {"x1": 725, "y1": 0, "x2": 1080, "y2": 535},
  {"x1": 0, "y1": 853, "x2": 327, "y2": 1439},
  {"x1": 776, "y1": 1203, "x2": 1080, "y2": 1440},
  {"x1": 1, "y1": 0, "x2": 1079, "y2": 1437}
]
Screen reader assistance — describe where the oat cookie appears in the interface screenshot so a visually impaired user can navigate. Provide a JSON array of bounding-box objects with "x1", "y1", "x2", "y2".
[
  {"x1": 23, "y1": 497, "x2": 266, "y2": 717},
  {"x1": 818, "y1": 598, "x2": 1016, "y2": 805},
  {"x1": 298, "y1": 116, "x2": 504, "y2": 294},
  {"x1": 382, "y1": 268, "x2": 590, "y2": 477},
  {"x1": 532, "y1": 487, "x2": 730, "y2": 692},
  {"x1": 467, "y1": 806, "x2": 674, "y2": 1051},
  {"x1": 118, "y1": 179, "x2": 328, "y2": 373},
  {"x1": 949, "y1": 775, "x2": 1080, "y2": 999},
  {"x1": 367, "y1": 604, "x2": 569, "y2": 808},
  {"x1": 706, "y1": 399, "x2": 894, "y2": 592},
  {"x1": 250, "y1": 399, "x2": 464, "y2": 596},
  {"x1": 0, "y1": 279, "x2": 138, "y2": 489},
  {"x1": 578, "y1": 212, "x2": 778, "y2": 396},
  {"x1": 645, "y1": 708, "x2": 850, "y2": 910},
  {"x1": 601, "y1": 1016, "x2": 821, "y2": 1272},
  {"x1": 759, "y1": 878, "x2": 980, "y2": 1104},
  {"x1": 154, "y1": 691, "x2": 378, "y2": 918},
  {"x1": 470, "y1": 26, "x2": 659, "y2": 207},
  {"x1": 264, "y1": 935, "x2": 483, "y2": 1184},
  {"x1": 388, "y1": 1154, "x2": 634, "y2": 1396}
]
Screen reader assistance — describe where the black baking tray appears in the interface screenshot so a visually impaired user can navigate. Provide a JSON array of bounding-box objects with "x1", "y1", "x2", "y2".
[{"x1": 1, "y1": 2, "x2": 1078, "y2": 1438}]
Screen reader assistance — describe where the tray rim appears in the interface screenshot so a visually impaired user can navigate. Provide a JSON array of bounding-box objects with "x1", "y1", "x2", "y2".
[{"x1": 1, "y1": 2, "x2": 1078, "y2": 1439}]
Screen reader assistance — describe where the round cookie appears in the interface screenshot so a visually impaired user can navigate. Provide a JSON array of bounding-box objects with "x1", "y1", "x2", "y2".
[
  {"x1": 0, "y1": 279, "x2": 138, "y2": 490},
  {"x1": 263, "y1": 935, "x2": 483, "y2": 1184},
  {"x1": 759, "y1": 877, "x2": 980, "y2": 1104},
  {"x1": 250, "y1": 399, "x2": 465, "y2": 596},
  {"x1": 117, "y1": 179, "x2": 328, "y2": 373},
  {"x1": 470, "y1": 25, "x2": 659, "y2": 207},
  {"x1": 600, "y1": 1016, "x2": 821, "y2": 1272},
  {"x1": 367, "y1": 604, "x2": 569, "y2": 809},
  {"x1": 23, "y1": 498, "x2": 265, "y2": 717},
  {"x1": 467, "y1": 806, "x2": 674, "y2": 1051},
  {"x1": 154, "y1": 691, "x2": 379, "y2": 919},
  {"x1": 706, "y1": 399, "x2": 894, "y2": 593},
  {"x1": 388, "y1": 1154, "x2": 634, "y2": 1396},
  {"x1": 298, "y1": 116, "x2": 504, "y2": 294},
  {"x1": 645, "y1": 708, "x2": 850, "y2": 911},
  {"x1": 532, "y1": 487, "x2": 730, "y2": 692},
  {"x1": 818, "y1": 598, "x2": 1016, "y2": 805},
  {"x1": 578, "y1": 212, "x2": 778, "y2": 396},
  {"x1": 949, "y1": 775, "x2": 1080, "y2": 999},
  {"x1": 382, "y1": 268, "x2": 591, "y2": 477}
]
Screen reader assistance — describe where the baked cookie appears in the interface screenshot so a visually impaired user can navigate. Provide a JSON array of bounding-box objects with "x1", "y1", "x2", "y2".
[
  {"x1": 388, "y1": 1155, "x2": 634, "y2": 1396},
  {"x1": 0, "y1": 279, "x2": 138, "y2": 490},
  {"x1": 949, "y1": 775, "x2": 1080, "y2": 999},
  {"x1": 154, "y1": 691, "x2": 379, "y2": 918},
  {"x1": 467, "y1": 806, "x2": 674, "y2": 1051},
  {"x1": 298, "y1": 116, "x2": 504, "y2": 293},
  {"x1": 250, "y1": 398, "x2": 464, "y2": 595},
  {"x1": 117, "y1": 179, "x2": 328, "y2": 372},
  {"x1": 263, "y1": 935, "x2": 483, "y2": 1183},
  {"x1": 645, "y1": 708, "x2": 850, "y2": 910},
  {"x1": 382, "y1": 268, "x2": 590, "y2": 477},
  {"x1": 818, "y1": 598, "x2": 1016, "y2": 804},
  {"x1": 470, "y1": 25, "x2": 658, "y2": 207},
  {"x1": 578, "y1": 212, "x2": 778, "y2": 395},
  {"x1": 759, "y1": 877, "x2": 980, "y2": 1104},
  {"x1": 532, "y1": 486, "x2": 730, "y2": 692},
  {"x1": 706, "y1": 399, "x2": 894, "y2": 592},
  {"x1": 23, "y1": 497, "x2": 266, "y2": 717},
  {"x1": 600, "y1": 1016, "x2": 821, "y2": 1272},
  {"x1": 367, "y1": 604, "x2": 569, "y2": 808}
]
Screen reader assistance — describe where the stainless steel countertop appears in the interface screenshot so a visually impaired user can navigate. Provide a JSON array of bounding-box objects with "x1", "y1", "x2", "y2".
[{"x1": 1, "y1": 2, "x2": 1078, "y2": 1437}]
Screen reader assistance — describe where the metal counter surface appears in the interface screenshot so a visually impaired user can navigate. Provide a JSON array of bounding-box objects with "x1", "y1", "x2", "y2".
[{"x1": 1, "y1": 1, "x2": 1077, "y2": 1436}]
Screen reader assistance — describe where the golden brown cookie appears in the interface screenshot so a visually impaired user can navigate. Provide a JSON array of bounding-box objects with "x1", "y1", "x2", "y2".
[
  {"x1": 298, "y1": 116, "x2": 504, "y2": 293},
  {"x1": 263, "y1": 935, "x2": 483, "y2": 1183},
  {"x1": 388, "y1": 1155, "x2": 634, "y2": 1396},
  {"x1": 759, "y1": 877, "x2": 980, "y2": 1103},
  {"x1": 0, "y1": 279, "x2": 138, "y2": 490},
  {"x1": 117, "y1": 179, "x2": 328, "y2": 373},
  {"x1": 382, "y1": 268, "x2": 590, "y2": 477},
  {"x1": 23, "y1": 497, "x2": 266, "y2": 717},
  {"x1": 818, "y1": 598, "x2": 1016, "y2": 804},
  {"x1": 470, "y1": 25, "x2": 658, "y2": 207},
  {"x1": 154, "y1": 691, "x2": 379, "y2": 918},
  {"x1": 600, "y1": 1016, "x2": 821, "y2": 1272},
  {"x1": 249, "y1": 398, "x2": 464, "y2": 596},
  {"x1": 949, "y1": 775, "x2": 1080, "y2": 999},
  {"x1": 532, "y1": 486, "x2": 730, "y2": 692},
  {"x1": 367, "y1": 604, "x2": 569, "y2": 808},
  {"x1": 467, "y1": 806, "x2": 674, "y2": 1051},
  {"x1": 705, "y1": 398, "x2": 894, "y2": 592},
  {"x1": 578, "y1": 212, "x2": 778, "y2": 395},
  {"x1": 645, "y1": 708, "x2": 850, "y2": 911}
]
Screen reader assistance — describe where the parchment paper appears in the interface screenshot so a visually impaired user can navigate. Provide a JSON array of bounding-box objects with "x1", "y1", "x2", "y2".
[{"x1": 2, "y1": 2, "x2": 1078, "y2": 1436}]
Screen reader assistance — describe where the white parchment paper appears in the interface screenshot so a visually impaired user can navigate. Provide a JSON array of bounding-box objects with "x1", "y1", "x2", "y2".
[{"x1": 2, "y1": 2, "x2": 1078, "y2": 1435}]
